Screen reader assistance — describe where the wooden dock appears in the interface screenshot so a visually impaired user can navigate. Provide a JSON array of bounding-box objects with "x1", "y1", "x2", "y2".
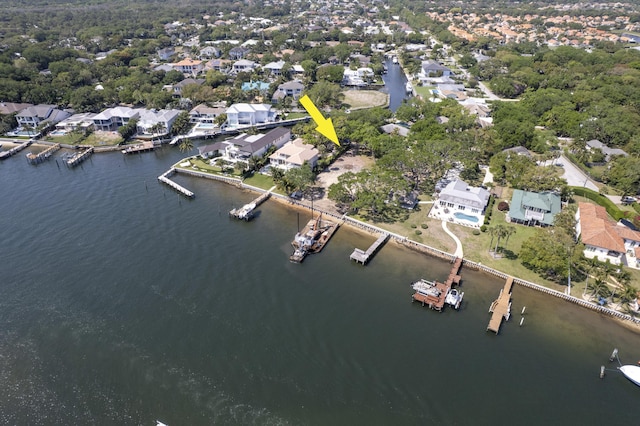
[
  {"x1": 0, "y1": 140, "x2": 33, "y2": 160},
  {"x1": 229, "y1": 191, "x2": 271, "y2": 221},
  {"x1": 122, "y1": 141, "x2": 155, "y2": 154},
  {"x1": 411, "y1": 257, "x2": 464, "y2": 311},
  {"x1": 487, "y1": 276, "x2": 513, "y2": 334},
  {"x1": 350, "y1": 233, "x2": 389, "y2": 265},
  {"x1": 158, "y1": 168, "x2": 194, "y2": 198},
  {"x1": 65, "y1": 146, "x2": 94, "y2": 167},
  {"x1": 26, "y1": 143, "x2": 60, "y2": 164}
]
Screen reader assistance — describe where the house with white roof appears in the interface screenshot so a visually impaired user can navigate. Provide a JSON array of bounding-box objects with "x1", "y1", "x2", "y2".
[
  {"x1": 54, "y1": 112, "x2": 97, "y2": 132},
  {"x1": 263, "y1": 60, "x2": 286, "y2": 76},
  {"x1": 225, "y1": 103, "x2": 277, "y2": 128},
  {"x1": 269, "y1": 137, "x2": 320, "y2": 171},
  {"x1": 189, "y1": 104, "x2": 226, "y2": 124},
  {"x1": 576, "y1": 202, "x2": 640, "y2": 269},
  {"x1": 92, "y1": 106, "x2": 140, "y2": 132},
  {"x1": 429, "y1": 179, "x2": 490, "y2": 227},
  {"x1": 136, "y1": 109, "x2": 181, "y2": 138},
  {"x1": 232, "y1": 59, "x2": 258, "y2": 74},
  {"x1": 342, "y1": 67, "x2": 373, "y2": 86}
]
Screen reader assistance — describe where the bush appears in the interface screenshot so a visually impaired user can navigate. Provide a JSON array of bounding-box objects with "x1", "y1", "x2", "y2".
[
  {"x1": 415, "y1": 230, "x2": 422, "y2": 235},
  {"x1": 410, "y1": 224, "x2": 417, "y2": 228},
  {"x1": 420, "y1": 223, "x2": 428, "y2": 229},
  {"x1": 497, "y1": 201, "x2": 509, "y2": 211},
  {"x1": 572, "y1": 186, "x2": 625, "y2": 221},
  {"x1": 473, "y1": 229, "x2": 481, "y2": 235},
  {"x1": 480, "y1": 225, "x2": 487, "y2": 232}
]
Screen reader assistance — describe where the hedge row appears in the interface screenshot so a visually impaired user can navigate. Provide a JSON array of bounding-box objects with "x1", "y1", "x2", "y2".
[{"x1": 571, "y1": 186, "x2": 626, "y2": 221}]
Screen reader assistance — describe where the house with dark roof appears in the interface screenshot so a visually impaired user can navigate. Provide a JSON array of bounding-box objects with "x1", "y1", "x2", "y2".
[
  {"x1": 271, "y1": 80, "x2": 304, "y2": 103},
  {"x1": 16, "y1": 105, "x2": 71, "y2": 129},
  {"x1": 576, "y1": 202, "x2": 640, "y2": 269},
  {"x1": 200, "y1": 127, "x2": 291, "y2": 163},
  {"x1": 0, "y1": 102, "x2": 33, "y2": 115},
  {"x1": 229, "y1": 46, "x2": 251, "y2": 60},
  {"x1": 507, "y1": 190, "x2": 561, "y2": 227},
  {"x1": 585, "y1": 139, "x2": 628, "y2": 162}
]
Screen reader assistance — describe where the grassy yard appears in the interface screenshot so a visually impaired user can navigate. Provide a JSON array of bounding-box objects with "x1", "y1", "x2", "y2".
[
  {"x1": 243, "y1": 173, "x2": 277, "y2": 190},
  {"x1": 414, "y1": 85, "x2": 435, "y2": 99},
  {"x1": 44, "y1": 133, "x2": 85, "y2": 145}
]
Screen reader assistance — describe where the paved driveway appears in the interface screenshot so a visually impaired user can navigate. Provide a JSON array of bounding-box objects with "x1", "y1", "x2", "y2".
[{"x1": 558, "y1": 154, "x2": 599, "y2": 191}]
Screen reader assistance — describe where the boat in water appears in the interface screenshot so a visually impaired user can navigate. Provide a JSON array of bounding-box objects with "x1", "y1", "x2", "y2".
[
  {"x1": 392, "y1": 56, "x2": 398, "y2": 64},
  {"x1": 445, "y1": 288, "x2": 464, "y2": 309},
  {"x1": 619, "y1": 365, "x2": 640, "y2": 387},
  {"x1": 405, "y1": 82, "x2": 412, "y2": 94},
  {"x1": 289, "y1": 214, "x2": 339, "y2": 263},
  {"x1": 229, "y1": 202, "x2": 256, "y2": 221}
]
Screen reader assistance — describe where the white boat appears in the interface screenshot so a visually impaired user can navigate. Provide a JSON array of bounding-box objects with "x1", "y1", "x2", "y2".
[
  {"x1": 405, "y1": 82, "x2": 412, "y2": 93},
  {"x1": 619, "y1": 365, "x2": 640, "y2": 386},
  {"x1": 445, "y1": 288, "x2": 464, "y2": 309},
  {"x1": 392, "y1": 56, "x2": 398, "y2": 64},
  {"x1": 411, "y1": 279, "x2": 440, "y2": 298}
]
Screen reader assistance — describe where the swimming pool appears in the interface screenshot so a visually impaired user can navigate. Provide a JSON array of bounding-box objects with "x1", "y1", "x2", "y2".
[{"x1": 453, "y1": 212, "x2": 479, "y2": 223}]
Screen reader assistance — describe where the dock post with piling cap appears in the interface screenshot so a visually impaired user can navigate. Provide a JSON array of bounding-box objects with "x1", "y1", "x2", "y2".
[
  {"x1": 600, "y1": 366, "x2": 605, "y2": 379},
  {"x1": 610, "y1": 348, "x2": 618, "y2": 362}
]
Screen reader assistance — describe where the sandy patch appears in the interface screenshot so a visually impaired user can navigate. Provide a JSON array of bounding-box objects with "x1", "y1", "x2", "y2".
[
  {"x1": 342, "y1": 90, "x2": 389, "y2": 109},
  {"x1": 316, "y1": 154, "x2": 375, "y2": 188}
]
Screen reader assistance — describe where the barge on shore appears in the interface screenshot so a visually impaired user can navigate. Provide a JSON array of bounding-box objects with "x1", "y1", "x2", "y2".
[{"x1": 289, "y1": 215, "x2": 339, "y2": 263}]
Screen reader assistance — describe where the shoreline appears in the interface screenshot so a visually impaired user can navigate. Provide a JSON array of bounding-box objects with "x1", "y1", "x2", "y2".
[{"x1": 207, "y1": 171, "x2": 640, "y2": 331}]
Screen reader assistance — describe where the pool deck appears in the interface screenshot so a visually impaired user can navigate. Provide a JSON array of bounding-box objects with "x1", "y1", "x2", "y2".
[{"x1": 427, "y1": 204, "x2": 483, "y2": 230}]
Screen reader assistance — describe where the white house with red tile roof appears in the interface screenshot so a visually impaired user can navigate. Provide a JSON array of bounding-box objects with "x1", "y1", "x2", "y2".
[
  {"x1": 576, "y1": 202, "x2": 640, "y2": 269},
  {"x1": 171, "y1": 58, "x2": 204, "y2": 76}
]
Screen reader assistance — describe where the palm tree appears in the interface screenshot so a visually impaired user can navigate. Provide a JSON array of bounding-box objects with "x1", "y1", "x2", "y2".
[
  {"x1": 503, "y1": 226, "x2": 516, "y2": 249},
  {"x1": 619, "y1": 284, "x2": 638, "y2": 309},
  {"x1": 493, "y1": 224, "x2": 508, "y2": 254},
  {"x1": 488, "y1": 227, "x2": 497, "y2": 252},
  {"x1": 178, "y1": 138, "x2": 194, "y2": 153}
]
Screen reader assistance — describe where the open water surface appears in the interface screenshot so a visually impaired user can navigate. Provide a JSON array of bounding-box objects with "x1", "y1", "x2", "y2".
[{"x1": 1, "y1": 147, "x2": 639, "y2": 425}]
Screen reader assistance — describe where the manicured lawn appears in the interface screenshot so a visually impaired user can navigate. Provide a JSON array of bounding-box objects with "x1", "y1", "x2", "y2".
[
  {"x1": 414, "y1": 85, "x2": 435, "y2": 99},
  {"x1": 45, "y1": 133, "x2": 85, "y2": 145},
  {"x1": 243, "y1": 173, "x2": 276, "y2": 190},
  {"x1": 283, "y1": 112, "x2": 308, "y2": 120}
]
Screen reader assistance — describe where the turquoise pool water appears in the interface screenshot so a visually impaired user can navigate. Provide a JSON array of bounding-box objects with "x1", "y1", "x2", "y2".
[{"x1": 453, "y1": 212, "x2": 479, "y2": 223}]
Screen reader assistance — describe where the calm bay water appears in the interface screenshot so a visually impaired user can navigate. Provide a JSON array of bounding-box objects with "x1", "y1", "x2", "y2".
[
  {"x1": 381, "y1": 58, "x2": 410, "y2": 112},
  {"x1": 1, "y1": 147, "x2": 639, "y2": 425}
]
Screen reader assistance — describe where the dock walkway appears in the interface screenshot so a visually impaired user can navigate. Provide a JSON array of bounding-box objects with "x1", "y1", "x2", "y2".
[
  {"x1": 412, "y1": 257, "x2": 463, "y2": 311},
  {"x1": 487, "y1": 276, "x2": 513, "y2": 334},
  {"x1": 350, "y1": 233, "x2": 389, "y2": 264},
  {"x1": 229, "y1": 189, "x2": 272, "y2": 221},
  {"x1": 122, "y1": 141, "x2": 155, "y2": 155},
  {"x1": 0, "y1": 140, "x2": 33, "y2": 160},
  {"x1": 27, "y1": 143, "x2": 60, "y2": 164},
  {"x1": 65, "y1": 147, "x2": 94, "y2": 167},
  {"x1": 158, "y1": 168, "x2": 194, "y2": 198}
]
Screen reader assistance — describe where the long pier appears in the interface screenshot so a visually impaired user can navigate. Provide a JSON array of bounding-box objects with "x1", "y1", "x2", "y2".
[
  {"x1": 158, "y1": 168, "x2": 194, "y2": 198},
  {"x1": 122, "y1": 141, "x2": 155, "y2": 154},
  {"x1": 0, "y1": 140, "x2": 33, "y2": 160},
  {"x1": 26, "y1": 143, "x2": 60, "y2": 164},
  {"x1": 487, "y1": 276, "x2": 513, "y2": 334},
  {"x1": 65, "y1": 147, "x2": 94, "y2": 167},
  {"x1": 350, "y1": 233, "x2": 389, "y2": 265}
]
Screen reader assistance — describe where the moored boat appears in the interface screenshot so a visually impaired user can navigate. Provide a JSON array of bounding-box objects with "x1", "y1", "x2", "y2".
[
  {"x1": 619, "y1": 365, "x2": 640, "y2": 386},
  {"x1": 445, "y1": 288, "x2": 464, "y2": 309}
]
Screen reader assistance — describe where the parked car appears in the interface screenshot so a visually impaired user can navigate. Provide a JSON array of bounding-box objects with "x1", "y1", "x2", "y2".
[{"x1": 621, "y1": 196, "x2": 637, "y2": 205}]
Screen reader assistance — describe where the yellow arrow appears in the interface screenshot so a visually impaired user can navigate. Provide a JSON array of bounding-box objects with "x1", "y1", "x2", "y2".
[{"x1": 299, "y1": 95, "x2": 340, "y2": 146}]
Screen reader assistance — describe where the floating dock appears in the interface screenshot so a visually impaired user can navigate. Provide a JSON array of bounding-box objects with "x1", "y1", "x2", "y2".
[
  {"x1": 26, "y1": 143, "x2": 61, "y2": 165},
  {"x1": 412, "y1": 257, "x2": 464, "y2": 311},
  {"x1": 487, "y1": 276, "x2": 513, "y2": 334},
  {"x1": 65, "y1": 146, "x2": 94, "y2": 167},
  {"x1": 122, "y1": 141, "x2": 155, "y2": 155},
  {"x1": 290, "y1": 215, "x2": 340, "y2": 263},
  {"x1": 229, "y1": 191, "x2": 271, "y2": 221},
  {"x1": 158, "y1": 168, "x2": 194, "y2": 198},
  {"x1": 0, "y1": 140, "x2": 33, "y2": 160},
  {"x1": 350, "y1": 233, "x2": 389, "y2": 265}
]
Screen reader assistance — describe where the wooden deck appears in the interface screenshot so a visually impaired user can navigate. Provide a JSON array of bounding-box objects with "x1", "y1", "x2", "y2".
[
  {"x1": 350, "y1": 233, "x2": 389, "y2": 264},
  {"x1": 411, "y1": 257, "x2": 463, "y2": 312},
  {"x1": 487, "y1": 276, "x2": 513, "y2": 334}
]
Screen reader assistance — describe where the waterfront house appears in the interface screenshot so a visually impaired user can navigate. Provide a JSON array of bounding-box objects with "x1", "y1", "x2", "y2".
[
  {"x1": 576, "y1": 202, "x2": 640, "y2": 269},
  {"x1": 269, "y1": 137, "x2": 320, "y2": 171},
  {"x1": 219, "y1": 127, "x2": 291, "y2": 164},
  {"x1": 189, "y1": 104, "x2": 226, "y2": 124},
  {"x1": 135, "y1": 109, "x2": 181, "y2": 139},
  {"x1": 0, "y1": 102, "x2": 33, "y2": 116},
  {"x1": 54, "y1": 112, "x2": 97, "y2": 133},
  {"x1": 92, "y1": 106, "x2": 139, "y2": 132},
  {"x1": 226, "y1": 103, "x2": 277, "y2": 127},
  {"x1": 420, "y1": 60, "x2": 452, "y2": 78},
  {"x1": 507, "y1": 190, "x2": 561, "y2": 227},
  {"x1": 16, "y1": 105, "x2": 71, "y2": 130},
  {"x1": 436, "y1": 179, "x2": 490, "y2": 216}
]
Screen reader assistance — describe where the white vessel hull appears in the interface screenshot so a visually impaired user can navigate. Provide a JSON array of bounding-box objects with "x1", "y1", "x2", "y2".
[{"x1": 620, "y1": 365, "x2": 640, "y2": 386}]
